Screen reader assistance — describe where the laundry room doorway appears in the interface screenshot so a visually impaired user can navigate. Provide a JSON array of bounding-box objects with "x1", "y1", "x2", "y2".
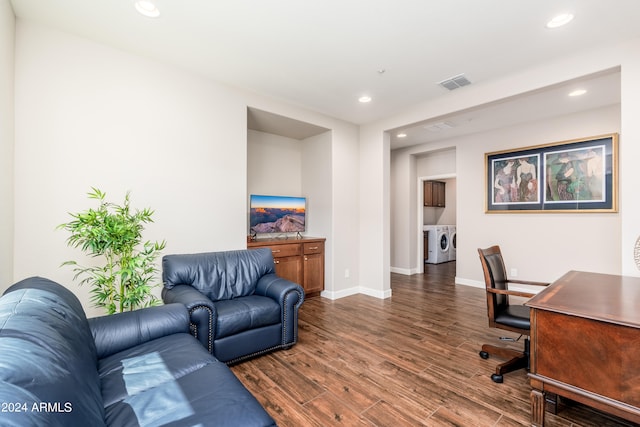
[{"x1": 417, "y1": 174, "x2": 457, "y2": 275}]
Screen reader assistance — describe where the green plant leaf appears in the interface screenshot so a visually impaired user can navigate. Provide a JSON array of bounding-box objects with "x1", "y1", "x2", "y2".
[{"x1": 59, "y1": 188, "x2": 165, "y2": 314}]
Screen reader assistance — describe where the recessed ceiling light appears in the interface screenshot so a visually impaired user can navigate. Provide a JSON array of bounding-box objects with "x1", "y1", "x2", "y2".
[
  {"x1": 134, "y1": 0, "x2": 160, "y2": 18},
  {"x1": 569, "y1": 89, "x2": 587, "y2": 97},
  {"x1": 358, "y1": 96, "x2": 372, "y2": 103},
  {"x1": 546, "y1": 13, "x2": 574, "y2": 29},
  {"x1": 397, "y1": 133, "x2": 407, "y2": 138}
]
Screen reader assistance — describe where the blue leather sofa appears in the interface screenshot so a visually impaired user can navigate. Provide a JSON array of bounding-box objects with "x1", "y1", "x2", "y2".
[
  {"x1": 162, "y1": 248, "x2": 305, "y2": 364},
  {"x1": 0, "y1": 277, "x2": 276, "y2": 427}
]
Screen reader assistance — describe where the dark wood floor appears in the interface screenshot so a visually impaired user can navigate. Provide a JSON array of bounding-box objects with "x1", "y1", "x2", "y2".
[{"x1": 231, "y1": 263, "x2": 636, "y2": 426}]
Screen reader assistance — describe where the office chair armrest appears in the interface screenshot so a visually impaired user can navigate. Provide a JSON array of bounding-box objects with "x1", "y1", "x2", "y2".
[
  {"x1": 507, "y1": 279, "x2": 550, "y2": 287},
  {"x1": 487, "y1": 288, "x2": 536, "y2": 299}
]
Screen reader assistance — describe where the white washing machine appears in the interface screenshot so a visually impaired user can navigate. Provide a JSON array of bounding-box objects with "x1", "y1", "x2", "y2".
[
  {"x1": 423, "y1": 225, "x2": 450, "y2": 264},
  {"x1": 448, "y1": 225, "x2": 457, "y2": 261}
]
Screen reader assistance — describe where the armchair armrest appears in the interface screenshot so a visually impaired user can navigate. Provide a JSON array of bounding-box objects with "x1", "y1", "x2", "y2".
[
  {"x1": 255, "y1": 273, "x2": 303, "y2": 303},
  {"x1": 88, "y1": 303, "x2": 189, "y2": 359},
  {"x1": 507, "y1": 279, "x2": 550, "y2": 287},
  {"x1": 487, "y1": 288, "x2": 536, "y2": 299},
  {"x1": 255, "y1": 273, "x2": 304, "y2": 345},
  {"x1": 492, "y1": 279, "x2": 550, "y2": 299},
  {"x1": 162, "y1": 284, "x2": 216, "y2": 353}
]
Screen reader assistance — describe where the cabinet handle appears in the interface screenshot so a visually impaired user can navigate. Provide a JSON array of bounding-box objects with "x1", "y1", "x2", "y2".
[
  {"x1": 304, "y1": 257, "x2": 308, "y2": 261},
  {"x1": 308, "y1": 246, "x2": 318, "y2": 250},
  {"x1": 274, "y1": 260, "x2": 280, "y2": 264},
  {"x1": 272, "y1": 249, "x2": 281, "y2": 254}
]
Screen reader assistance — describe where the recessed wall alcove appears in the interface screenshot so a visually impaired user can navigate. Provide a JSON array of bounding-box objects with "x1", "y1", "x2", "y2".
[{"x1": 246, "y1": 107, "x2": 333, "y2": 290}]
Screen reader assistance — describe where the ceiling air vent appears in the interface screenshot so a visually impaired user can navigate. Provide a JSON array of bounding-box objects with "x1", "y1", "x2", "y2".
[
  {"x1": 424, "y1": 122, "x2": 454, "y2": 132},
  {"x1": 438, "y1": 74, "x2": 471, "y2": 91}
]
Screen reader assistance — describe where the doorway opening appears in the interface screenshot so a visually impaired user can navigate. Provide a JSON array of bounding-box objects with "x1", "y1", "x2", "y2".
[{"x1": 417, "y1": 174, "x2": 456, "y2": 275}]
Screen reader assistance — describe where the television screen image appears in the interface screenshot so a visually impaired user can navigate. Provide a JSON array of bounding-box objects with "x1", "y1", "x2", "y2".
[{"x1": 250, "y1": 195, "x2": 306, "y2": 234}]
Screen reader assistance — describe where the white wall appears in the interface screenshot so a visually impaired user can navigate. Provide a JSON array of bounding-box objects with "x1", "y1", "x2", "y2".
[
  {"x1": 247, "y1": 129, "x2": 335, "y2": 292},
  {"x1": 0, "y1": 0, "x2": 14, "y2": 288},
  {"x1": 416, "y1": 148, "x2": 456, "y2": 177},
  {"x1": 392, "y1": 142, "x2": 457, "y2": 273},
  {"x1": 12, "y1": 20, "x2": 360, "y2": 315},
  {"x1": 328, "y1": 125, "x2": 360, "y2": 297},
  {"x1": 366, "y1": 38, "x2": 640, "y2": 296},
  {"x1": 12, "y1": 17, "x2": 638, "y2": 315},
  {"x1": 620, "y1": 41, "x2": 640, "y2": 274},
  {"x1": 301, "y1": 132, "x2": 332, "y2": 239},
  {"x1": 393, "y1": 102, "x2": 621, "y2": 281},
  {"x1": 301, "y1": 132, "x2": 333, "y2": 293},
  {"x1": 247, "y1": 130, "x2": 302, "y2": 196},
  {"x1": 390, "y1": 147, "x2": 413, "y2": 272},
  {"x1": 13, "y1": 21, "x2": 249, "y2": 315},
  {"x1": 392, "y1": 104, "x2": 621, "y2": 283},
  {"x1": 458, "y1": 105, "x2": 621, "y2": 284},
  {"x1": 243, "y1": 108, "x2": 360, "y2": 299},
  {"x1": 359, "y1": 127, "x2": 391, "y2": 298}
]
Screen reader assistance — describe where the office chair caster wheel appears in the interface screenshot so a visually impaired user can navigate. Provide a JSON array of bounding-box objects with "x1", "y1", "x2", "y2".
[
  {"x1": 479, "y1": 351, "x2": 489, "y2": 359},
  {"x1": 491, "y1": 374, "x2": 503, "y2": 383}
]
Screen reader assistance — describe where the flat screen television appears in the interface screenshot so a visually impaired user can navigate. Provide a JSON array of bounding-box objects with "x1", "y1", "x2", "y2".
[{"x1": 249, "y1": 194, "x2": 306, "y2": 235}]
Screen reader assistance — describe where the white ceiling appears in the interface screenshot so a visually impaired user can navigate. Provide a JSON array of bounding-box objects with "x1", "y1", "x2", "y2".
[
  {"x1": 9, "y1": 0, "x2": 639, "y2": 148},
  {"x1": 391, "y1": 68, "x2": 621, "y2": 149},
  {"x1": 247, "y1": 108, "x2": 329, "y2": 140}
]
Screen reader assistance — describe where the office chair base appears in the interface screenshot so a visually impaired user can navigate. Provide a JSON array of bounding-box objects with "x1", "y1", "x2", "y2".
[{"x1": 479, "y1": 343, "x2": 529, "y2": 383}]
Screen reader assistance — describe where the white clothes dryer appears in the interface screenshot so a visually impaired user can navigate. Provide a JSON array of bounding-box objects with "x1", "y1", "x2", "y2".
[
  {"x1": 448, "y1": 225, "x2": 457, "y2": 261},
  {"x1": 423, "y1": 225, "x2": 450, "y2": 264}
]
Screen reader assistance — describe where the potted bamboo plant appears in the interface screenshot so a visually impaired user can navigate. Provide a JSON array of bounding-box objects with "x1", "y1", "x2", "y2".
[{"x1": 58, "y1": 187, "x2": 166, "y2": 314}]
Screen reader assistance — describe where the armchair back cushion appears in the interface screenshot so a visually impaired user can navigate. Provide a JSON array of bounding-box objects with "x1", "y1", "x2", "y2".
[{"x1": 163, "y1": 248, "x2": 275, "y2": 301}]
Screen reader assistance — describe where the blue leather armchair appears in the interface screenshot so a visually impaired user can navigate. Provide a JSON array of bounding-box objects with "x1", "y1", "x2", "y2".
[{"x1": 161, "y1": 248, "x2": 305, "y2": 363}]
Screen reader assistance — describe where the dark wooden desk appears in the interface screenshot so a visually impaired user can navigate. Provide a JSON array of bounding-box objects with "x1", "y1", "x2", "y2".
[{"x1": 526, "y1": 270, "x2": 640, "y2": 426}]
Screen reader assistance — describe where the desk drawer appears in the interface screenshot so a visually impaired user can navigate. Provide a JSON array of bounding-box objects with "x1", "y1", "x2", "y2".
[
  {"x1": 268, "y1": 244, "x2": 301, "y2": 258},
  {"x1": 304, "y1": 242, "x2": 324, "y2": 255},
  {"x1": 533, "y1": 309, "x2": 640, "y2": 406}
]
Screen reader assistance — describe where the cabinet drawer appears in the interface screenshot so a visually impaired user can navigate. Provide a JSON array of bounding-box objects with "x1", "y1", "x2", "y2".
[
  {"x1": 303, "y1": 242, "x2": 324, "y2": 255},
  {"x1": 268, "y1": 244, "x2": 301, "y2": 258}
]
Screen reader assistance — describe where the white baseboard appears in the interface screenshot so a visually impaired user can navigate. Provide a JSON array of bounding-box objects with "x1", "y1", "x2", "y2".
[
  {"x1": 320, "y1": 286, "x2": 392, "y2": 300},
  {"x1": 359, "y1": 286, "x2": 393, "y2": 299},
  {"x1": 455, "y1": 277, "x2": 484, "y2": 288},
  {"x1": 390, "y1": 266, "x2": 419, "y2": 275},
  {"x1": 318, "y1": 275, "x2": 541, "y2": 301}
]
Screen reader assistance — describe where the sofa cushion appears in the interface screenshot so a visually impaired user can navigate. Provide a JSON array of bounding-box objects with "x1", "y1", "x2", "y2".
[
  {"x1": 100, "y1": 333, "x2": 275, "y2": 427},
  {"x1": 0, "y1": 278, "x2": 105, "y2": 427},
  {"x1": 99, "y1": 333, "x2": 214, "y2": 407},
  {"x1": 215, "y1": 295, "x2": 281, "y2": 339},
  {"x1": 162, "y1": 248, "x2": 275, "y2": 301}
]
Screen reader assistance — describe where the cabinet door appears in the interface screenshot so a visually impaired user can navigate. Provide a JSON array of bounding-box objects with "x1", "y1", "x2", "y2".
[
  {"x1": 424, "y1": 231, "x2": 429, "y2": 261},
  {"x1": 274, "y1": 255, "x2": 303, "y2": 285},
  {"x1": 424, "y1": 181, "x2": 434, "y2": 206},
  {"x1": 434, "y1": 181, "x2": 446, "y2": 207},
  {"x1": 424, "y1": 181, "x2": 446, "y2": 207},
  {"x1": 303, "y1": 253, "x2": 324, "y2": 294}
]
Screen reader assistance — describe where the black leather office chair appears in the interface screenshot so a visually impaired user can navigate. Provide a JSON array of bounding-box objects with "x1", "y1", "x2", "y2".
[{"x1": 477, "y1": 246, "x2": 550, "y2": 383}]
